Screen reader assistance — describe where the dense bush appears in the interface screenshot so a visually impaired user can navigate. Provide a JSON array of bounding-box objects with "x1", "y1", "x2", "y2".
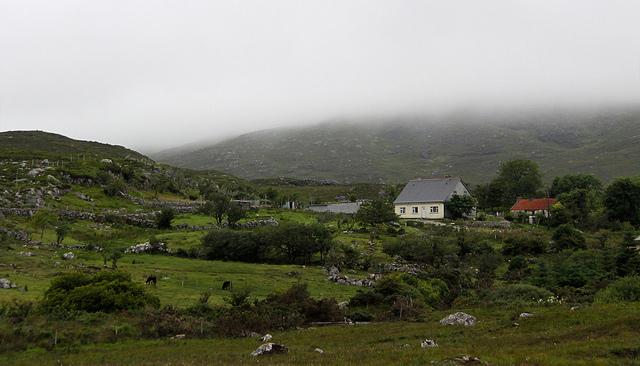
[
  {"x1": 502, "y1": 231, "x2": 547, "y2": 256},
  {"x1": 213, "y1": 284, "x2": 342, "y2": 336},
  {"x1": 103, "y1": 177, "x2": 127, "y2": 197},
  {"x1": 156, "y1": 208, "x2": 175, "y2": 229},
  {"x1": 42, "y1": 272, "x2": 160, "y2": 315},
  {"x1": 201, "y1": 229, "x2": 263, "y2": 262},
  {"x1": 553, "y1": 250, "x2": 614, "y2": 289},
  {"x1": 351, "y1": 273, "x2": 448, "y2": 310},
  {"x1": 551, "y1": 224, "x2": 586, "y2": 252},
  {"x1": 594, "y1": 276, "x2": 640, "y2": 304},
  {"x1": 383, "y1": 235, "x2": 457, "y2": 267},
  {"x1": 487, "y1": 284, "x2": 554, "y2": 305},
  {"x1": 201, "y1": 223, "x2": 334, "y2": 265}
]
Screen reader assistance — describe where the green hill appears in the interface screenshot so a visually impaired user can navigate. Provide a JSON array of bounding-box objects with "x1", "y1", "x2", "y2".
[
  {"x1": 156, "y1": 108, "x2": 640, "y2": 184},
  {"x1": 0, "y1": 130, "x2": 150, "y2": 161}
]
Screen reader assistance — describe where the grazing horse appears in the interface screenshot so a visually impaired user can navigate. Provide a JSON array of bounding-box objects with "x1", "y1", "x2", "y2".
[
  {"x1": 145, "y1": 275, "x2": 157, "y2": 286},
  {"x1": 222, "y1": 280, "x2": 232, "y2": 291}
]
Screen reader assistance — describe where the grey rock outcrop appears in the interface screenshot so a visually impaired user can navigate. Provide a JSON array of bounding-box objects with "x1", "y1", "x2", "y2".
[
  {"x1": 0, "y1": 278, "x2": 16, "y2": 289},
  {"x1": 250, "y1": 343, "x2": 288, "y2": 356},
  {"x1": 421, "y1": 339, "x2": 438, "y2": 348},
  {"x1": 440, "y1": 312, "x2": 476, "y2": 326}
]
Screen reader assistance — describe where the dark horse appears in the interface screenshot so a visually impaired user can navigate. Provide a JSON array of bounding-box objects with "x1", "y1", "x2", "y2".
[
  {"x1": 145, "y1": 275, "x2": 157, "y2": 286},
  {"x1": 222, "y1": 280, "x2": 232, "y2": 290}
]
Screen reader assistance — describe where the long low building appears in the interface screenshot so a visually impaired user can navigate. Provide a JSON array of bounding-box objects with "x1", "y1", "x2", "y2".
[
  {"x1": 307, "y1": 201, "x2": 364, "y2": 214},
  {"x1": 393, "y1": 177, "x2": 472, "y2": 219}
]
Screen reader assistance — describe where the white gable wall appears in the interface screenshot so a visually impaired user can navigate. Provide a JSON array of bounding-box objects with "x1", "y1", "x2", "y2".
[{"x1": 394, "y1": 202, "x2": 445, "y2": 219}]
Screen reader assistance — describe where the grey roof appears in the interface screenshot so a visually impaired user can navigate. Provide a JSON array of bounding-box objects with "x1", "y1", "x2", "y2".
[
  {"x1": 307, "y1": 202, "x2": 363, "y2": 214},
  {"x1": 394, "y1": 178, "x2": 467, "y2": 204}
]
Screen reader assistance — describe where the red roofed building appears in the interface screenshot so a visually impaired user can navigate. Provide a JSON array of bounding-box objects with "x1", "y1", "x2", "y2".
[{"x1": 510, "y1": 198, "x2": 557, "y2": 218}]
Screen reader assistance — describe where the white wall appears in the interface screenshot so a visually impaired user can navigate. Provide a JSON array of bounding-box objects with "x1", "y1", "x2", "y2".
[{"x1": 395, "y1": 202, "x2": 445, "y2": 219}]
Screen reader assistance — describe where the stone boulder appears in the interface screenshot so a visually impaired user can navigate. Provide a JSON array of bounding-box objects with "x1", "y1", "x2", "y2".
[
  {"x1": 421, "y1": 339, "x2": 438, "y2": 348},
  {"x1": 437, "y1": 355, "x2": 489, "y2": 365},
  {"x1": 62, "y1": 252, "x2": 75, "y2": 260},
  {"x1": 260, "y1": 334, "x2": 273, "y2": 342},
  {"x1": 0, "y1": 278, "x2": 16, "y2": 289},
  {"x1": 440, "y1": 312, "x2": 476, "y2": 326},
  {"x1": 519, "y1": 312, "x2": 534, "y2": 318},
  {"x1": 250, "y1": 343, "x2": 288, "y2": 356}
]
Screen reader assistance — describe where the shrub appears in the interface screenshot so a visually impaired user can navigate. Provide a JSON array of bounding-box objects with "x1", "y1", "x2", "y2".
[
  {"x1": 488, "y1": 284, "x2": 554, "y2": 305},
  {"x1": 42, "y1": 271, "x2": 160, "y2": 315},
  {"x1": 553, "y1": 250, "x2": 614, "y2": 289},
  {"x1": 501, "y1": 231, "x2": 547, "y2": 256},
  {"x1": 383, "y1": 235, "x2": 456, "y2": 267},
  {"x1": 551, "y1": 224, "x2": 586, "y2": 252},
  {"x1": 201, "y1": 223, "x2": 334, "y2": 265},
  {"x1": 595, "y1": 276, "x2": 640, "y2": 303},
  {"x1": 201, "y1": 229, "x2": 263, "y2": 262},
  {"x1": 371, "y1": 273, "x2": 447, "y2": 308},
  {"x1": 503, "y1": 255, "x2": 530, "y2": 282},
  {"x1": 156, "y1": 208, "x2": 175, "y2": 229},
  {"x1": 104, "y1": 178, "x2": 126, "y2": 197}
]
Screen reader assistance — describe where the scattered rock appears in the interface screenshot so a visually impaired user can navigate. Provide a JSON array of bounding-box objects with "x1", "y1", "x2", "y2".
[
  {"x1": 338, "y1": 301, "x2": 349, "y2": 310},
  {"x1": 100, "y1": 159, "x2": 113, "y2": 164},
  {"x1": 171, "y1": 334, "x2": 186, "y2": 340},
  {"x1": 325, "y1": 266, "x2": 375, "y2": 287},
  {"x1": 440, "y1": 312, "x2": 476, "y2": 326},
  {"x1": 250, "y1": 343, "x2": 288, "y2": 357},
  {"x1": 570, "y1": 306, "x2": 579, "y2": 311},
  {"x1": 421, "y1": 339, "x2": 438, "y2": 348},
  {"x1": 18, "y1": 251, "x2": 35, "y2": 257},
  {"x1": 314, "y1": 348, "x2": 324, "y2": 354},
  {"x1": 27, "y1": 168, "x2": 45, "y2": 177},
  {"x1": 62, "y1": 252, "x2": 75, "y2": 260},
  {"x1": 0, "y1": 278, "x2": 16, "y2": 289},
  {"x1": 437, "y1": 355, "x2": 489, "y2": 365},
  {"x1": 519, "y1": 312, "x2": 534, "y2": 318},
  {"x1": 246, "y1": 331, "x2": 261, "y2": 338},
  {"x1": 261, "y1": 334, "x2": 273, "y2": 342},
  {"x1": 239, "y1": 217, "x2": 279, "y2": 229},
  {"x1": 125, "y1": 242, "x2": 169, "y2": 254}
]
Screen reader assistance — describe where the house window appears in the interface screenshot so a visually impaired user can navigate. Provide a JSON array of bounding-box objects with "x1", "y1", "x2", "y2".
[
  {"x1": 399, "y1": 207, "x2": 406, "y2": 214},
  {"x1": 412, "y1": 207, "x2": 419, "y2": 214},
  {"x1": 430, "y1": 206, "x2": 439, "y2": 213}
]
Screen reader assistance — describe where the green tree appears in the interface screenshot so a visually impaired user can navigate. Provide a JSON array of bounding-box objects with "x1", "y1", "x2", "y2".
[
  {"x1": 355, "y1": 198, "x2": 397, "y2": 226},
  {"x1": 201, "y1": 191, "x2": 231, "y2": 225},
  {"x1": 104, "y1": 177, "x2": 127, "y2": 197},
  {"x1": 492, "y1": 160, "x2": 543, "y2": 207},
  {"x1": 550, "y1": 224, "x2": 586, "y2": 252},
  {"x1": 550, "y1": 174, "x2": 602, "y2": 196},
  {"x1": 226, "y1": 203, "x2": 246, "y2": 228},
  {"x1": 31, "y1": 209, "x2": 56, "y2": 240},
  {"x1": 473, "y1": 181, "x2": 504, "y2": 211},
  {"x1": 156, "y1": 208, "x2": 175, "y2": 229},
  {"x1": 55, "y1": 223, "x2": 70, "y2": 244},
  {"x1": 604, "y1": 178, "x2": 640, "y2": 226},
  {"x1": 557, "y1": 188, "x2": 602, "y2": 228},
  {"x1": 446, "y1": 194, "x2": 476, "y2": 219},
  {"x1": 615, "y1": 228, "x2": 640, "y2": 277}
]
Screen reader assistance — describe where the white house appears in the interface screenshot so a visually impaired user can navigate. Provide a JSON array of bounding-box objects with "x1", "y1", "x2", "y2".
[{"x1": 393, "y1": 177, "x2": 472, "y2": 219}]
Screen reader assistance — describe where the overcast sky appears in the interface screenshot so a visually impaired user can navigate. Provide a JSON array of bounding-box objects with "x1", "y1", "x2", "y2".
[{"x1": 1, "y1": 1, "x2": 639, "y2": 151}]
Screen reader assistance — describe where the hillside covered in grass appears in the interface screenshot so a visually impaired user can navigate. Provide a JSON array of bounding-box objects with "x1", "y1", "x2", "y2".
[
  {"x1": 156, "y1": 108, "x2": 640, "y2": 184},
  {"x1": 0, "y1": 131, "x2": 150, "y2": 161}
]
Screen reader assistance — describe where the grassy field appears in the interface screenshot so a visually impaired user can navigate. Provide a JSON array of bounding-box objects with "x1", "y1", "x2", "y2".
[
  {"x1": 2, "y1": 303, "x2": 639, "y2": 365},
  {"x1": 0, "y1": 249, "x2": 359, "y2": 307}
]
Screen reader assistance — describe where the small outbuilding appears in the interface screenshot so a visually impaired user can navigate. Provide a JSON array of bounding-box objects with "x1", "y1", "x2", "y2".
[{"x1": 510, "y1": 198, "x2": 557, "y2": 218}]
